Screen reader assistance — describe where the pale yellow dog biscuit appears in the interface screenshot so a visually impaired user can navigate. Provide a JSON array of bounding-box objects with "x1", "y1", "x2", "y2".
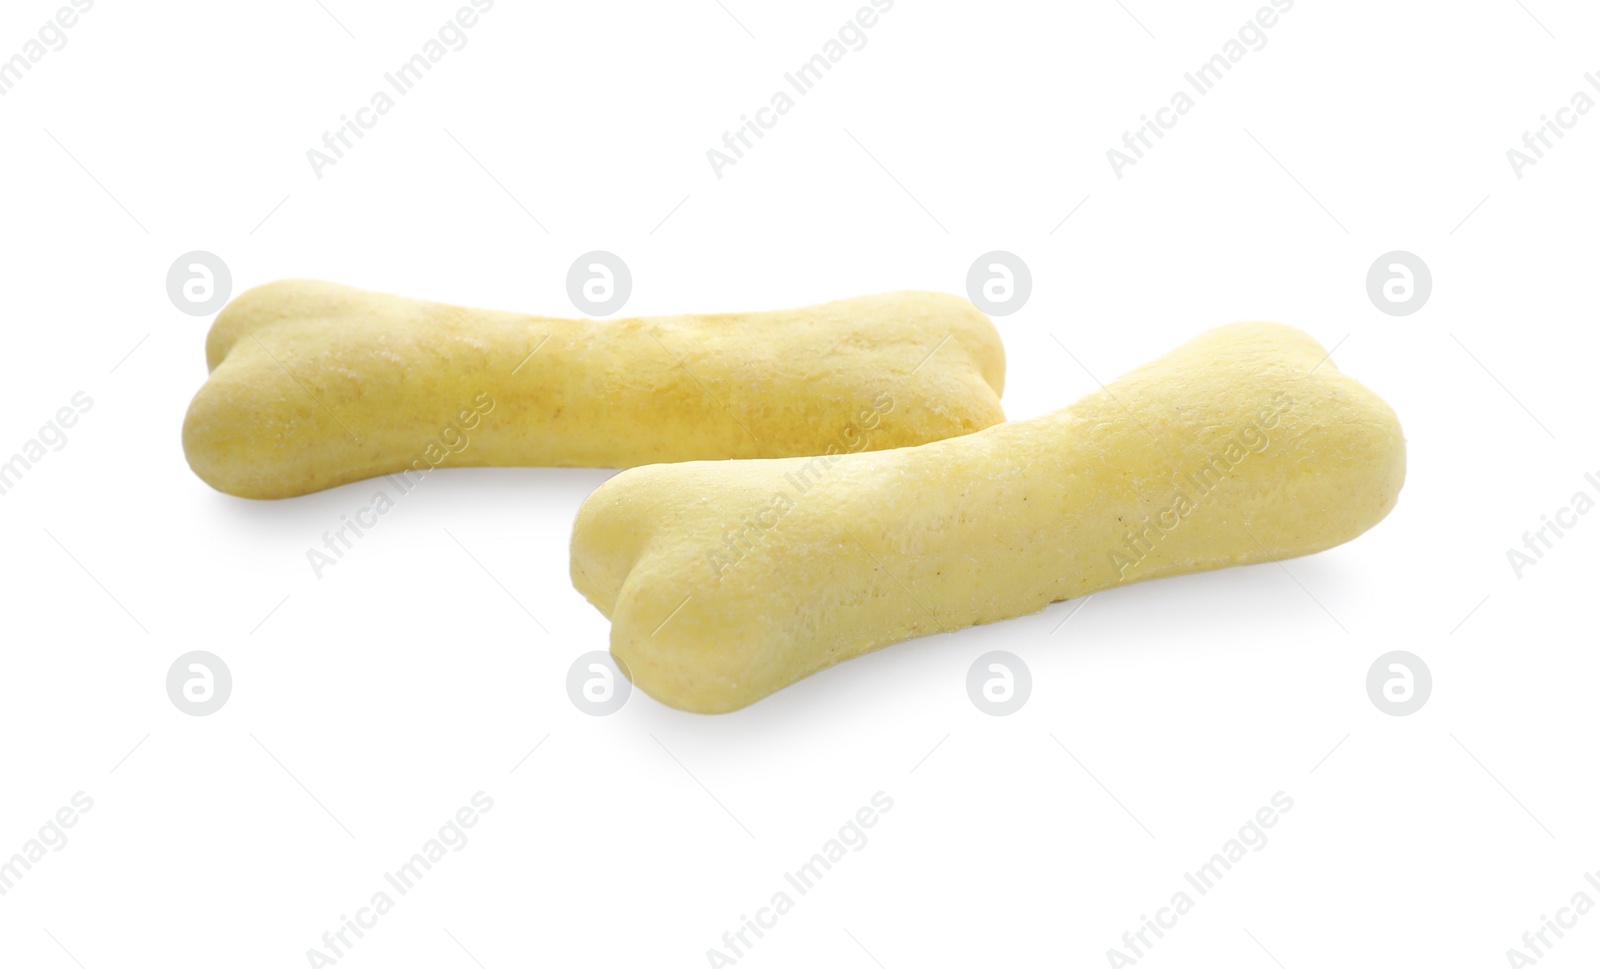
[
  {"x1": 571, "y1": 322, "x2": 1406, "y2": 714},
  {"x1": 182, "y1": 281, "x2": 1005, "y2": 499}
]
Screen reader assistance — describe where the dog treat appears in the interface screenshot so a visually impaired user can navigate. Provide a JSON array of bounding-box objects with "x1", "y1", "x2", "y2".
[
  {"x1": 182, "y1": 281, "x2": 1006, "y2": 499},
  {"x1": 571, "y1": 322, "x2": 1406, "y2": 713}
]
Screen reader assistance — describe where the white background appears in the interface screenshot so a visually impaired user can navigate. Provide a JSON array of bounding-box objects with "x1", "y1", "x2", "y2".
[{"x1": 2, "y1": 1, "x2": 1597, "y2": 966}]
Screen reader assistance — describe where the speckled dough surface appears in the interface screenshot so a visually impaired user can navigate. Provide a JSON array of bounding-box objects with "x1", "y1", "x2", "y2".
[
  {"x1": 571, "y1": 322, "x2": 1407, "y2": 714},
  {"x1": 183, "y1": 281, "x2": 1006, "y2": 499}
]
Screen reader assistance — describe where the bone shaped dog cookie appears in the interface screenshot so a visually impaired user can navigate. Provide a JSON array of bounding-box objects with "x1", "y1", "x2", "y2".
[
  {"x1": 183, "y1": 281, "x2": 1005, "y2": 498},
  {"x1": 571, "y1": 322, "x2": 1406, "y2": 713}
]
